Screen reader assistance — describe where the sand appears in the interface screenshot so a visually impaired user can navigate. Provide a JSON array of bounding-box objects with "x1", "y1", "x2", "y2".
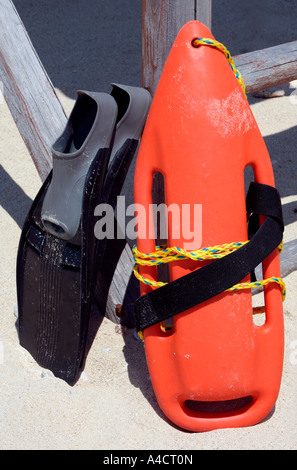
[{"x1": 0, "y1": 0, "x2": 296, "y2": 450}]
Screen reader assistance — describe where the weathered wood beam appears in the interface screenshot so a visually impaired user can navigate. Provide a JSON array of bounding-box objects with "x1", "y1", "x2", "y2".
[
  {"x1": 0, "y1": 0, "x2": 66, "y2": 181},
  {"x1": 235, "y1": 40, "x2": 297, "y2": 94},
  {"x1": 142, "y1": 0, "x2": 212, "y2": 95}
]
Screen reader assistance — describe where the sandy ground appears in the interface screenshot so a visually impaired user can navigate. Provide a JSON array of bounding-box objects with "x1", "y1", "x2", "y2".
[{"x1": 0, "y1": 0, "x2": 296, "y2": 450}]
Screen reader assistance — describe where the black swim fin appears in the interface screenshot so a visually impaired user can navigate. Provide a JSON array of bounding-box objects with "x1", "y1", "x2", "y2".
[
  {"x1": 16, "y1": 84, "x2": 151, "y2": 384},
  {"x1": 94, "y1": 83, "x2": 152, "y2": 326}
]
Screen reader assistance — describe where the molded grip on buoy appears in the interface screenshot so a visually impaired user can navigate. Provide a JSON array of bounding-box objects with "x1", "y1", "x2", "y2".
[{"x1": 134, "y1": 21, "x2": 284, "y2": 432}]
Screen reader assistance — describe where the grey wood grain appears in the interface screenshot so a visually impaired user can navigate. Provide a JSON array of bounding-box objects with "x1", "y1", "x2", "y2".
[
  {"x1": 0, "y1": 0, "x2": 66, "y2": 181},
  {"x1": 142, "y1": 0, "x2": 212, "y2": 94}
]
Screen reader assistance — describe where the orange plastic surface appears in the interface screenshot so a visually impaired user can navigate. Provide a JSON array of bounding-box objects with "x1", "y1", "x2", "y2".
[{"x1": 134, "y1": 21, "x2": 284, "y2": 432}]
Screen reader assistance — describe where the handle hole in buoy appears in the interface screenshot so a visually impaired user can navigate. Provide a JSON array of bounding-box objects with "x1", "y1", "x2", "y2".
[
  {"x1": 184, "y1": 396, "x2": 254, "y2": 416},
  {"x1": 191, "y1": 38, "x2": 201, "y2": 48}
]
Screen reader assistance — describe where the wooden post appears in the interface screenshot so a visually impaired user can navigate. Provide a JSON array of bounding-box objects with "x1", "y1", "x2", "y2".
[
  {"x1": 0, "y1": 0, "x2": 66, "y2": 181},
  {"x1": 142, "y1": 0, "x2": 212, "y2": 95},
  {"x1": 141, "y1": 1, "x2": 212, "y2": 284}
]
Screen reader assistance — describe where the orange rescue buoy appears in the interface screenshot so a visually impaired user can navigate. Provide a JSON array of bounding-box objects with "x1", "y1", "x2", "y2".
[{"x1": 133, "y1": 21, "x2": 284, "y2": 432}]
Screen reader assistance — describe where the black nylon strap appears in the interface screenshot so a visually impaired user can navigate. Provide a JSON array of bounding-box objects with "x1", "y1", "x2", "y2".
[{"x1": 134, "y1": 182, "x2": 284, "y2": 332}]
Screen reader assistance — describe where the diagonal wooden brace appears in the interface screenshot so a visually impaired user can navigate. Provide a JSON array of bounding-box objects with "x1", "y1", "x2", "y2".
[{"x1": 0, "y1": 0, "x2": 66, "y2": 181}]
